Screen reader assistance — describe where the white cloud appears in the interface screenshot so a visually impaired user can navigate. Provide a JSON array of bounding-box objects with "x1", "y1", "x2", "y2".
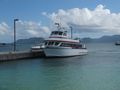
[
  {"x1": 1, "y1": 4, "x2": 120, "y2": 42},
  {"x1": 0, "y1": 22, "x2": 9, "y2": 35},
  {"x1": 0, "y1": 21, "x2": 51, "y2": 42},
  {"x1": 16, "y1": 20, "x2": 51, "y2": 39},
  {"x1": 41, "y1": 26, "x2": 50, "y2": 33},
  {"x1": 43, "y1": 4, "x2": 120, "y2": 36},
  {"x1": 0, "y1": 22, "x2": 13, "y2": 42},
  {"x1": 27, "y1": 30, "x2": 38, "y2": 35}
]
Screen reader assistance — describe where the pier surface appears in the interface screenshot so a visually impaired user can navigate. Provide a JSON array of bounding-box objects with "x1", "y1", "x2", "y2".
[{"x1": 0, "y1": 50, "x2": 45, "y2": 61}]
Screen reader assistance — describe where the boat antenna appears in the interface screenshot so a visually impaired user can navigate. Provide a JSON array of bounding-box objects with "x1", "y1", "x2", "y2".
[
  {"x1": 70, "y1": 26, "x2": 73, "y2": 39},
  {"x1": 55, "y1": 22, "x2": 61, "y2": 30}
]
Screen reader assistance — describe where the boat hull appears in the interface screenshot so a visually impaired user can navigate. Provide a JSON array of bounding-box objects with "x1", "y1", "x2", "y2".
[{"x1": 43, "y1": 47, "x2": 88, "y2": 57}]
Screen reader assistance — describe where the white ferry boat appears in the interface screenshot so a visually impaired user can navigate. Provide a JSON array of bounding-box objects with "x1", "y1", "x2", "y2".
[{"x1": 43, "y1": 23, "x2": 88, "y2": 57}]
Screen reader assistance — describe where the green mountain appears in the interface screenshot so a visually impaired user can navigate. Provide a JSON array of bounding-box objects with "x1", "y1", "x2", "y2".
[
  {"x1": 82, "y1": 35, "x2": 120, "y2": 43},
  {"x1": 8, "y1": 35, "x2": 120, "y2": 45},
  {"x1": 16, "y1": 37, "x2": 44, "y2": 44}
]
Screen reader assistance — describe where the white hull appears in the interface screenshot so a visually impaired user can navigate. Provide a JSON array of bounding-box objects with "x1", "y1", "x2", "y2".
[{"x1": 43, "y1": 48, "x2": 88, "y2": 57}]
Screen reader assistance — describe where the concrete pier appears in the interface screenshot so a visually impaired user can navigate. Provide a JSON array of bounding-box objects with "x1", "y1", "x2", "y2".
[{"x1": 0, "y1": 50, "x2": 45, "y2": 61}]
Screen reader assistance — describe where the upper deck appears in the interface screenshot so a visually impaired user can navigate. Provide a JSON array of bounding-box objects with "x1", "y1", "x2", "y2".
[{"x1": 49, "y1": 31, "x2": 68, "y2": 38}]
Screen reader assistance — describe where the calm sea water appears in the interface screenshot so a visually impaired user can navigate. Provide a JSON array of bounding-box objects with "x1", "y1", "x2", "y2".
[{"x1": 0, "y1": 43, "x2": 120, "y2": 90}]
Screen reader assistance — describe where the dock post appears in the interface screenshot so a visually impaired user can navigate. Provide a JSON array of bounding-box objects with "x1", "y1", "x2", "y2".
[{"x1": 14, "y1": 19, "x2": 19, "y2": 51}]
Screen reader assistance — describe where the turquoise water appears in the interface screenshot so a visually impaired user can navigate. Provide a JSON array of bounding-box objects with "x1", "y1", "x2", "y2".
[{"x1": 0, "y1": 43, "x2": 120, "y2": 90}]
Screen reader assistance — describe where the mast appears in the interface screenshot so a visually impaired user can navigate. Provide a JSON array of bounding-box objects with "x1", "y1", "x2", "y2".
[
  {"x1": 55, "y1": 23, "x2": 61, "y2": 30},
  {"x1": 70, "y1": 26, "x2": 73, "y2": 39}
]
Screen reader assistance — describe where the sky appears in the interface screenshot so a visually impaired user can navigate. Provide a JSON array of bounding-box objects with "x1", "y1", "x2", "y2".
[{"x1": 0, "y1": 0, "x2": 120, "y2": 42}]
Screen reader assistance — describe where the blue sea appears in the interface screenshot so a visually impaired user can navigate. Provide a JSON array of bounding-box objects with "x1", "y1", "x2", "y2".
[{"x1": 0, "y1": 43, "x2": 120, "y2": 90}]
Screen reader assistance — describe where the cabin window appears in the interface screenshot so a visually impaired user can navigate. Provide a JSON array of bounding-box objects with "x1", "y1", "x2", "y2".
[
  {"x1": 60, "y1": 42, "x2": 83, "y2": 48},
  {"x1": 78, "y1": 44, "x2": 82, "y2": 48},
  {"x1": 54, "y1": 31, "x2": 58, "y2": 35},
  {"x1": 51, "y1": 42, "x2": 54, "y2": 45},
  {"x1": 63, "y1": 33, "x2": 67, "y2": 36},
  {"x1": 51, "y1": 31, "x2": 59, "y2": 35},
  {"x1": 59, "y1": 32, "x2": 63, "y2": 35},
  {"x1": 48, "y1": 41, "x2": 54, "y2": 45},
  {"x1": 51, "y1": 31, "x2": 65, "y2": 36},
  {"x1": 51, "y1": 32, "x2": 55, "y2": 35},
  {"x1": 71, "y1": 44, "x2": 82, "y2": 49},
  {"x1": 45, "y1": 42, "x2": 48, "y2": 45},
  {"x1": 60, "y1": 43, "x2": 71, "y2": 47},
  {"x1": 60, "y1": 43, "x2": 64, "y2": 47},
  {"x1": 54, "y1": 42, "x2": 59, "y2": 46}
]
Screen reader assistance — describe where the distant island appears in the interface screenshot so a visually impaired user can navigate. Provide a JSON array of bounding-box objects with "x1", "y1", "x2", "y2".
[
  {"x1": 14, "y1": 35, "x2": 120, "y2": 44},
  {"x1": 16, "y1": 37, "x2": 44, "y2": 44},
  {"x1": 81, "y1": 35, "x2": 120, "y2": 43},
  {"x1": 0, "y1": 37, "x2": 44, "y2": 46}
]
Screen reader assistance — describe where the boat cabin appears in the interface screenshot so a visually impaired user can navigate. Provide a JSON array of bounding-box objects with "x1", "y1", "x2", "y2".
[{"x1": 49, "y1": 31, "x2": 67, "y2": 38}]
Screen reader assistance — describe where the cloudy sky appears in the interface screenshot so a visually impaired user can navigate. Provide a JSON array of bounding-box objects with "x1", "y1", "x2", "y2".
[{"x1": 0, "y1": 0, "x2": 120, "y2": 42}]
